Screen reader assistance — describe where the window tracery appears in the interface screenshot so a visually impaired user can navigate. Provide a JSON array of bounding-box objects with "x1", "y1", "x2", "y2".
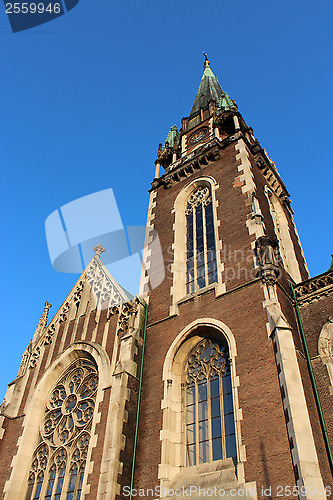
[
  {"x1": 186, "y1": 186, "x2": 217, "y2": 293},
  {"x1": 25, "y1": 358, "x2": 98, "y2": 500},
  {"x1": 185, "y1": 338, "x2": 236, "y2": 466}
]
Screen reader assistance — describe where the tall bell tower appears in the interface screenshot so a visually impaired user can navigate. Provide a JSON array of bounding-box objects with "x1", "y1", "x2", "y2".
[{"x1": 134, "y1": 55, "x2": 331, "y2": 498}]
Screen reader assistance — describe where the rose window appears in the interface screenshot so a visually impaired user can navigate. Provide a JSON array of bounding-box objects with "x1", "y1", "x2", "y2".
[
  {"x1": 41, "y1": 359, "x2": 98, "y2": 447},
  {"x1": 25, "y1": 358, "x2": 98, "y2": 500}
]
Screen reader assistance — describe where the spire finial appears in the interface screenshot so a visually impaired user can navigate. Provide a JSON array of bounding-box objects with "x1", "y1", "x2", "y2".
[
  {"x1": 93, "y1": 243, "x2": 106, "y2": 257},
  {"x1": 203, "y1": 51, "x2": 210, "y2": 67}
]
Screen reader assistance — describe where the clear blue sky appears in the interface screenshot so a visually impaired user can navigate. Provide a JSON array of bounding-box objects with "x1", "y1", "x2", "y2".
[{"x1": 1, "y1": 0, "x2": 332, "y2": 401}]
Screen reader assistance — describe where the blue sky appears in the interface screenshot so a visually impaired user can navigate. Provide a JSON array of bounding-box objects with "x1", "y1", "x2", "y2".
[{"x1": 1, "y1": 0, "x2": 332, "y2": 401}]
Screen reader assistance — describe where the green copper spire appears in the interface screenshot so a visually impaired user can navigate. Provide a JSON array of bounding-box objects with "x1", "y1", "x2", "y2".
[
  {"x1": 329, "y1": 254, "x2": 333, "y2": 271},
  {"x1": 189, "y1": 53, "x2": 236, "y2": 117},
  {"x1": 201, "y1": 53, "x2": 216, "y2": 79},
  {"x1": 164, "y1": 125, "x2": 179, "y2": 148}
]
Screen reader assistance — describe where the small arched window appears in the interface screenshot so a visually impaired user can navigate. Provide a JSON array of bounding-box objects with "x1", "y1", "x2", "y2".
[
  {"x1": 25, "y1": 358, "x2": 98, "y2": 500},
  {"x1": 186, "y1": 186, "x2": 217, "y2": 294},
  {"x1": 45, "y1": 464, "x2": 56, "y2": 499},
  {"x1": 25, "y1": 444, "x2": 48, "y2": 500},
  {"x1": 185, "y1": 337, "x2": 236, "y2": 466},
  {"x1": 54, "y1": 460, "x2": 66, "y2": 500}
]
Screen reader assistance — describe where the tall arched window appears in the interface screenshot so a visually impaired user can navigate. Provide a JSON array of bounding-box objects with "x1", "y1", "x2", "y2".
[
  {"x1": 186, "y1": 186, "x2": 217, "y2": 294},
  {"x1": 25, "y1": 358, "x2": 98, "y2": 500},
  {"x1": 185, "y1": 337, "x2": 236, "y2": 466}
]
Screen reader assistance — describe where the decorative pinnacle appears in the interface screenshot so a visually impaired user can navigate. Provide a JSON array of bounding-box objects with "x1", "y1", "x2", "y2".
[
  {"x1": 34, "y1": 301, "x2": 52, "y2": 339},
  {"x1": 203, "y1": 51, "x2": 210, "y2": 67},
  {"x1": 93, "y1": 243, "x2": 106, "y2": 257}
]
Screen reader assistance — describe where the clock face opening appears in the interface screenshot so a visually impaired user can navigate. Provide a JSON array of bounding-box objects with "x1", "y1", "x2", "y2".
[{"x1": 188, "y1": 127, "x2": 209, "y2": 146}]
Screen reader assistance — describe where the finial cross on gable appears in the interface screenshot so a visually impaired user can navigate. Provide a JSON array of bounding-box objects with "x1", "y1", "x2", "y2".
[{"x1": 93, "y1": 243, "x2": 106, "y2": 256}]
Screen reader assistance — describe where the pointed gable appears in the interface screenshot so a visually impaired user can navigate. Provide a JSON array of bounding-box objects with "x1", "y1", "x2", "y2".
[
  {"x1": 33, "y1": 255, "x2": 133, "y2": 346},
  {"x1": 86, "y1": 256, "x2": 133, "y2": 308}
]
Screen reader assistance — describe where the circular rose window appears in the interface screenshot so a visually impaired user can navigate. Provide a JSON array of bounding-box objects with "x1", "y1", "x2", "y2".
[{"x1": 41, "y1": 358, "x2": 98, "y2": 448}]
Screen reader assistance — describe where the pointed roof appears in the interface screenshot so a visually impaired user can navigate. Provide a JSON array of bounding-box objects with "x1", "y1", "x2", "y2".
[
  {"x1": 189, "y1": 55, "x2": 237, "y2": 118},
  {"x1": 43, "y1": 255, "x2": 133, "y2": 342},
  {"x1": 189, "y1": 57, "x2": 224, "y2": 117}
]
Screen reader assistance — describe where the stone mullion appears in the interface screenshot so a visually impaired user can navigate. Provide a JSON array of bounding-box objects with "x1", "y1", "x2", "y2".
[
  {"x1": 47, "y1": 467, "x2": 57, "y2": 500},
  {"x1": 219, "y1": 373, "x2": 227, "y2": 460},
  {"x1": 54, "y1": 464, "x2": 64, "y2": 500},
  {"x1": 59, "y1": 463, "x2": 72, "y2": 500},
  {"x1": 29, "y1": 475, "x2": 39, "y2": 500},
  {"x1": 50, "y1": 453, "x2": 67, "y2": 500},
  {"x1": 33, "y1": 472, "x2": 42, "y2": 500},
  {"x1": 36, "y1": 469, "x2": 50, "y2": 500},
  {"x1": 207, "y1": 375, "x2": 213, "y2": 462},
  {"x1": 202, "y1": 203, "x2": 209, "y2": 287},
  {"x1": 194, "y1": 380, "x2": 199, "y2": 465},
  {"x1": 25, "y1": 479, "x2": 34, "y2": 500},
  {"x1": 69, "y1": 465, "x2": 80, "y2": 500},
  {"x1": 193, "y1": 207, "x2": 198, "y2": 291}
]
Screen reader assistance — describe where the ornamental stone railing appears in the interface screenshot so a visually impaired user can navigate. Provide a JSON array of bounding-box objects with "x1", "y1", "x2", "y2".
[{"x1": 294, "y1": 269, "x2": 333, "y2": 301}]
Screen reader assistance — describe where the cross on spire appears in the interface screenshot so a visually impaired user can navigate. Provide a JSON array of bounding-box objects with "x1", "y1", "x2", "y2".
[
  {"x1": 203, "y1": 51, "x2": 209, "y2": 67},
  {"x1": 93, "y1": 243, "x2": 106, "y2": 257}
]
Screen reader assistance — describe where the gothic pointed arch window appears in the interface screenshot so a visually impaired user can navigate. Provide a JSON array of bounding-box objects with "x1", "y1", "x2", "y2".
[
  {"x1": 186, "y1": 186, "x2": 217, "y2": 294},
  {"x1": 25, "y1": 357, "x2": 98, "y2": 500},
  {"x1": 184, "y1": 337, "x2": 236, "y2": 465}
]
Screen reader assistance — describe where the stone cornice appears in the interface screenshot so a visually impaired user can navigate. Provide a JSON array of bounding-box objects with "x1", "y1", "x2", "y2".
[
  {"x1": 151, "y1": 126, "x2": 291, "y2": 205},
  {"x1": 294, "y1": 270, "x2": 333, "y2": 303},
  {"x1": 150, "y1": 134, "x2": 240, "y2": 191},
  {"x1": 244, "y1": 135, "x2": 290, "y2": 202}
]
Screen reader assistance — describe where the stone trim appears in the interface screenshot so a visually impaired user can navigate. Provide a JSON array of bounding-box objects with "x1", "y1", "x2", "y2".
[
  {"x1": 96, "y1": 327, "x2": 140, "y2": 499},
  {"x1": 235, "y1": 139, "x2": 264, "y2": 275},
  {"x1": 264, "y1": 187, "x2": 302, "y2": 283},
  {"x1": 253, "y1": 149, "x2": 288, "y2": 200},
  {"x1": 263, "y1": 285, "x2": 326, "y2": 499},
  {"x1": 285, "y1": 208, "x2": 310, "y2": 278},
  {"x1": 170, "y1": 177, "x2": 224, "y2": 316},
  {"x1": 139, "y1": 190, "x2": 157, "y2": 296},
  {"x1": 159, "y1": 318, "x2": 246, "y2": 492},
  {"x1": 294, "y1": 270, "x2": 333, "y2": 303},
  {"x1": 155, "y1": 137, "x2": 236, "y2": 190}
]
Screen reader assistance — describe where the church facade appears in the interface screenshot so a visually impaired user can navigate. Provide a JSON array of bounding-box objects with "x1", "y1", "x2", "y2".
[{"x1": 0, "y1": 58, "x2": 332, "y2": 500}]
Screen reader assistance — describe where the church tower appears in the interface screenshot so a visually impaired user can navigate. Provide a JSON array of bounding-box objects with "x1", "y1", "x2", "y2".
[
  {"x1": 135, "y1": 55, "x2": 332, "y2": 498},
  {"x1": 0, "y1": 57, "x2": 332, "y2": 500}
]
